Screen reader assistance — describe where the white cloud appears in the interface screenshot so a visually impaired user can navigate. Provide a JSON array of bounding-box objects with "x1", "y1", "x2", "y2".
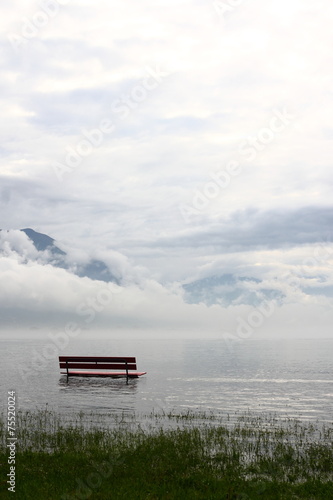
[
  {"x1": 0, "y1": 229, "x2": 39, "y2": 261},
  {"x1": 1, "y1": 0, "x2": 333, "y2": 337},
  {"x1": 1, "y1": 249, "x2": 332, "y2": 339}
]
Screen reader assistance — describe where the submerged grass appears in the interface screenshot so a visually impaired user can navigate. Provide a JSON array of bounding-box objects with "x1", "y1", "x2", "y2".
[{"x1": 0, "y1": 409, "x2": 333, "y2": 499}]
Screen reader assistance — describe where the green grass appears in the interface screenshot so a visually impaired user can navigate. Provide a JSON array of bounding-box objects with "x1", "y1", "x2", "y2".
[{"x1": 1, "y1": 409, "x2": 333, "y2": 499}]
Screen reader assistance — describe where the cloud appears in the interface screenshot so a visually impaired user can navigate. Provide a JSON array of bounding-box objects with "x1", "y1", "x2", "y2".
[
  {"x1": 150, "y1": 206, "x2": 333, "y2": 251},
  {"x1": 1, "y1": 1, "x2": 333, "y2": 337},
  {"x1": 1, "y1": 248, "x2": 333, "y2": 340},
  {"x1": 0, "y1": 229, "x2": 332, "y2": 341}
]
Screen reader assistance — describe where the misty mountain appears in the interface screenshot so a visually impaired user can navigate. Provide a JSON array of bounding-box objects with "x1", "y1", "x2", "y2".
[
  {"x1": 1, "y1": 229, "x2": 331, "y2": 305},
  {"x1": 21, "y1": 228, "x2": 65, "y2": 255},
  {"x1": 0, "y1": 228, "x2": 118, "y2": 284},
  {"x1": 183, "y1": 274, "x2": 284, "y2": 307}
]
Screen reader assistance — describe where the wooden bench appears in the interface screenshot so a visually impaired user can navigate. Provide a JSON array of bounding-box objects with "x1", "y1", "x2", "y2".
[{"x1": 59, "y1": 356, "x2": 146, "y2": 384}]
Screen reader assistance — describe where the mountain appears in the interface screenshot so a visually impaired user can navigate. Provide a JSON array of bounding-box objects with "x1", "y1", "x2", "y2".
[
  {"x1": 182, "y1": 274, "x2": 284, "y2": 307},
  {"x1": 1, "y1": 229, "x2": 330, "y2": 304},
  {"x1": 21, "y1": 228, "x2": 65, "y2": 255},
  {"x1": 0, "y1": 228, "x2": 118, "y2": 284}
]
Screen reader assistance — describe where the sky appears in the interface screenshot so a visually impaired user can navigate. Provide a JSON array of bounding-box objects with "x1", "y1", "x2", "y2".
[{"x1": 1, "y1": 0, "x2": 333, "y2": 338}]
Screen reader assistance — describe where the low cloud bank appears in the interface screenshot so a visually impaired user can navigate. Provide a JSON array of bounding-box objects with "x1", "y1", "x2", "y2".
[{"x1": 1, "y1": 234, "x2": 333, "y2": 340}]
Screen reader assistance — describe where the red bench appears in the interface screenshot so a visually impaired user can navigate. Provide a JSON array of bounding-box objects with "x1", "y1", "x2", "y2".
[{"x1": 59, "y1": 356, "x2": 146, "y2": 384}]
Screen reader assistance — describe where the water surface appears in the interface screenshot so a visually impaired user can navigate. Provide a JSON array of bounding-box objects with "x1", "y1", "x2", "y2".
[{"x1": 0, "y1": 336, "x2": 332, "y2": 424}]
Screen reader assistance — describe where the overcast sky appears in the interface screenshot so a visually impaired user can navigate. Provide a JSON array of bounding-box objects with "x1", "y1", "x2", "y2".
[{"x1": 1, "y1": 0, "x2": 333, "y2": 337}]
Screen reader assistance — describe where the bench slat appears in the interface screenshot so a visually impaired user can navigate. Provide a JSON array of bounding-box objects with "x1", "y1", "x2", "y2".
[
  {"x1": 59, "y1": 356, "x2": 136, "y2": 363},
  {"x1": 59, "y1": 363, "x2": 137, "y2": 370},
  {"x1": 60, "y1": 371, "x2": 146, "y2": 378}
]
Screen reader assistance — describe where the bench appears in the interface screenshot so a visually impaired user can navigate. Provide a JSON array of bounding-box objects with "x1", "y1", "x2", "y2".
[{"x1": 59, "y1": 356, "x2": 146, "y2": 384}]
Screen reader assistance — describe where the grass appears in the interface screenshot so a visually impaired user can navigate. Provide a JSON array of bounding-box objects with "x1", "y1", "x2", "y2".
[{"x1": 0, "y1": 409, "x2": 333, "y2": 499}]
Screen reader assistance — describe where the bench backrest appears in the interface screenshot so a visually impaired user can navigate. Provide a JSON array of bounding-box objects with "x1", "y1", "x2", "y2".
[{"x1": 59, "y1": 356, "x2": 137, "y2": 371}]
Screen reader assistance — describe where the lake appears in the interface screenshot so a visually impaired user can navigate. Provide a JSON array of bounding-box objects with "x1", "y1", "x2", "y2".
[{"x1": 0, "y1": 335, "x2": 332, "y2": 424}]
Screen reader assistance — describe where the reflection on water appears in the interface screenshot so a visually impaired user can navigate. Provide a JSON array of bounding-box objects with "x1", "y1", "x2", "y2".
[
  {"x1": 58, "y1": 376, "x2": 140, "y2": 412},
  {"x1": 59, "y1": 376, "x2": 140, "y2": 391}
]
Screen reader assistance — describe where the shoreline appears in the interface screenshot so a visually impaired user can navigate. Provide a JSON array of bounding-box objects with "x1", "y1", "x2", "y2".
[{"x1": 1, "y1": 409, "x2": 333, "y2": 499}]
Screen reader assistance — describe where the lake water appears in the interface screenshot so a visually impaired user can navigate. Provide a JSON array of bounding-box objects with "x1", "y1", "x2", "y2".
[{"x1": 0, "y1": 336, "x2": 332, "y2": 424}]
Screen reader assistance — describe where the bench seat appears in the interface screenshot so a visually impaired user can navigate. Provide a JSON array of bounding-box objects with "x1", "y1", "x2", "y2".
[
  {"x1": 59, "y1": 356, "x2": 146, "y2": 383},
  {"x1": 61, "y1": 370, "x2": 147, "y2": 378}
]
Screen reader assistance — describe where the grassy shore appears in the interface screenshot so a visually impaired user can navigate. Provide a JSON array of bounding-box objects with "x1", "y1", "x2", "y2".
[{"x1": 1, "y1": 409, "x2": 333, "y2": 499}]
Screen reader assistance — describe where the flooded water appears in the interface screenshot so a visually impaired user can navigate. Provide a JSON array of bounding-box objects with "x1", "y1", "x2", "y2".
[{"x1": 0, "y1": 335, "x2": 332, "y2": 424}]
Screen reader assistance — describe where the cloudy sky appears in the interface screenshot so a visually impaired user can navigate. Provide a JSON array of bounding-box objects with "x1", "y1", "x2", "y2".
[{"x1": 1, "y1": 0, "x2": 333, "y2": 337}]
